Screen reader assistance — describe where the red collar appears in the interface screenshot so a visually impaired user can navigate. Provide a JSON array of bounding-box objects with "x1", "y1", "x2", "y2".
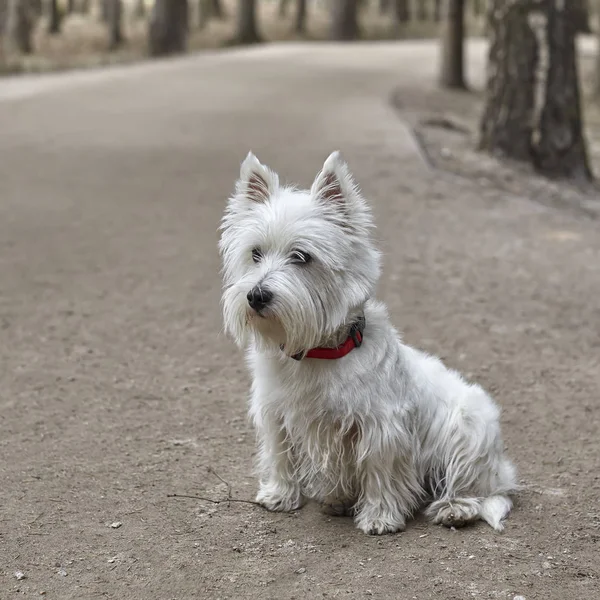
[{"x1": 288, "y1": 316, "x2": 365, "y2": 361}]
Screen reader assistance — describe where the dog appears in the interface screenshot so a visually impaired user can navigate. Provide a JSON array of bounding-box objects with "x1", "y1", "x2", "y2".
[{"x1": 219, "y1": 151, "x2": 518, "y2": 535}]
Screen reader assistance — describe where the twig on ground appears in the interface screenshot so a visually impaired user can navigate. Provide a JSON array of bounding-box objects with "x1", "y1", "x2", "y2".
[
  {"x1": 166, "y1": 493, "x2": 261, "y2": 507},
  {"x1": 207, "y1": 466, "x2": 232, "y2": 502},
  {"x1": 168, "y1": 467, "x2": 261, "y2": 507}
]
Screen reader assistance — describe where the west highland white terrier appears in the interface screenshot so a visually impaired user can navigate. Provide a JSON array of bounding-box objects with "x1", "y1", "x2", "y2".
[{"x1": 219, "y1": 151, "x2": 518, "y2": 535}]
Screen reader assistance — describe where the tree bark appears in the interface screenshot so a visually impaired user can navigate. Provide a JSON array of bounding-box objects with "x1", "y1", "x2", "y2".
[
  {"x1": 379, "y1": 0, "x2": 390, "y2": 14},
  {"x1": 106, "y1": 0, "x2": 123, "y2": 50},
  {"x1": 294, "y1": 0, "x2": 306, "y2": 33},
  {"x1": 478, "y1": 0, "x2": 592, "y2": 181},
  {"x1": 331, "y1": 0, "x2": 359, "y2": 40},
  {"x1": 433, "y1": 0, "x2": 441, "y2": 21},
  {"x1": 48, "y1": 0, "x2": 61, "y2": 34},
  {"x1": 233, "y1": 0, "x2": 262, "y2": 43},
  {"x1": 439, "y1": 0, "x2": 466, "y2": 88},
  {"x1": 416, "y1": 0, "x2": 428, "y2": 21},
  {"x1": 4, "y1": 0, "x2": 33, "y2": 54},
  {"x1": 148, "y1": 0, "x2": 188, "y2": 56},
  {"x1": 472, "y1": 0, "x2": 483, "y2": 17}
]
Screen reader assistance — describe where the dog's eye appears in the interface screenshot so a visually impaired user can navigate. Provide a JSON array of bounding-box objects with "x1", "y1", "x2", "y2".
[
  {"x1": 291, "y1": 250, "x2": 311, "y2": 265},
  {"x1": 251, "y1": 248, "x2": 262, "y2": 263}
]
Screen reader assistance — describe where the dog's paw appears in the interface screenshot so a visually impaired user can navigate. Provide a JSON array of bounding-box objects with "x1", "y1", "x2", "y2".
[
  {"x1": 427, "y1": 498, "x2": 480, "y2": 529},
  {"x1": 320, "y1": 498, "x2": 356, "y2": 517},
  {"x1": 355, "y1": 512, "x2": 406, "y2": 536},
  {"x1": 256, "y1": 483, "x2": 304, "y2": 513}
]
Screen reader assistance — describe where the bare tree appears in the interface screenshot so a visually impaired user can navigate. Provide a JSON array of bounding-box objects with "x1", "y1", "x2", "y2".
[
  {"x1": 148, "y1": 0, "x2": 188, "y2": 56},
  {"x1": 48, "y1": 0, "x2": 61, "y2": 34},
  {"x1": 331, "y1": 0, "x2": 359, "y2": 40},
  {"x1": 295, "y1": 0, "x2": 307, "y2": 33},
  {"x1": 4, "y1": 0, "x2": 33, "y2": 54},
  {"x1": 479, "y1": 0, "x2": 592, "y2": 180},
  {"x1": 233, "y1": 0, "x2": 262, "y2": 44},
  {"x1": 439, "y1": 0, "x2": 466, "y2": 88},
  {"x1": 106, "y1": 0, "x2": 123, "y2": 50}
]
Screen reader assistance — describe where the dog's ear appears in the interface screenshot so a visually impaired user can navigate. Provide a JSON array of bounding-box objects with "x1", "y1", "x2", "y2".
[
  {"x1": 237, "y1": 152, "x2": 279, "y2": 204},
  {"x1": 310, "y1": 151, "x2": 356, "y2": 205}
]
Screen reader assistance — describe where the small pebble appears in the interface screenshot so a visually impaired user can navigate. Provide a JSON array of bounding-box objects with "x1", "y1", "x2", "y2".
[
  {"x1": 110, "y1": 522, "x2": 122, "y2": 529},
  {"x1": 513, "y1": 596, "x2": 526, "y2": 600},
  {"x1": 14, "y1": 571, "x2": 25, "y2": 581},
  {"x1": 57, "y1": 568, "x2": 67, "y2": 577},
  {"x1": 295, "y1": 567, "x2": 306, "y2": 574}
]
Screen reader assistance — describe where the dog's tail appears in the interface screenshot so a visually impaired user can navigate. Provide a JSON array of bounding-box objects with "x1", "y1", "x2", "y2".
[{"x1": 479, "y1": 495, "x2": 512, "y2": 531}]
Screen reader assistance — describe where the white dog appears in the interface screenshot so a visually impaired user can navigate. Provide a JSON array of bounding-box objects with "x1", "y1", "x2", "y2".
[{"x1": 219, "y1": 151, "x2": 517, "y2": 535}]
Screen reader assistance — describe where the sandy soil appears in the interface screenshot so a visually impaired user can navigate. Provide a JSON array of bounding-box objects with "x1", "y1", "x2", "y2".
[{"x1": 1, "y1": 40, "x2": 599, "y2": 600}]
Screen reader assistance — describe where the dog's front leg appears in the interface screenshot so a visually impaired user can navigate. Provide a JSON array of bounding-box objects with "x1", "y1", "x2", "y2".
[
  {"x1": 254, "y1": 417, "x2": 304, "y2": 512},
  {"x1": 354, "y1": 453, "x2": 418, "y2": 535}
]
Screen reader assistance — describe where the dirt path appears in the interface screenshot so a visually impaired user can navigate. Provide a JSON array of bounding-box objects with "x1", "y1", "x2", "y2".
[{"x1": 1, "y1": 41, "x2": 599, "y2": 600}]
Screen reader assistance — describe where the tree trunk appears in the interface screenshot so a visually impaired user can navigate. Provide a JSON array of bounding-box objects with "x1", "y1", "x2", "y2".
[
  {"x1": 596, "y1": 1, "x2": 600, "y2": 99},
  {"x1": 478, "y1": 0, "x2": 592, "y2": 181},
  {"x1": 100, "y1": 0, "x2": 108, "y2": 21},
  {"x1": 106, "y1": 0, "x2": 123, "y2": 50},
  {"x1": 294, "y1": 0, "x2": 306, "y2": 32},
  {"x1": 133, "y1": 0, "x2": 145, "y2": 19},
  {"x1": 439, "y1": 0, "x2": 466, "y2": 88},
  {"x1": 278, "y1": 0, "x2": 289, "y2": 18},
  {"x1": 331, "y1": 0, "x2": 359, "y2": 40},
  {"x1": 392, "y1": 0, "x2": 409, "y2": 26},
  {"x1": 4, "y1": 0, "x2": 33, "y2": 54},
  {"x1": 210, "y1": 0, "x2": 223, "y2": 19},
  {"x1": 572, "y1": 0, "x2": 590, "y2": 33},
  {"x1": 416, "y1": 0, "x2": 428, "y2": 20},
  {"x1": 0, "y1": 0, "x2": 6, "y2": 33},
  {"x1": 234, "y1": 0, "x2": 262, "y2": 43},
  {"x1": 379, "y1": 0, "x2": 390, "y2": 14},
  {"x1": 48, "y1": 0, "x2": 61, "y2": 33},
  {"x1": 433, "y1": 0, "x2": 441, "y2": 21},
  {"x1": 67, "y1": 0, "x2": 75, "y2": 12},
  {"x1": 148, "y1": 0, "x2": 188, "y2": 56},
  {"x1": 472, "y1": 0, "x2": 483, "y2": 17}
]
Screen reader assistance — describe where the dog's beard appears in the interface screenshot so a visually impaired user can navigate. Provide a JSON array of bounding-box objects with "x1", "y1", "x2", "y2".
[{"x1": 222, "y1": 277, "x2": 345, "y2": 356}]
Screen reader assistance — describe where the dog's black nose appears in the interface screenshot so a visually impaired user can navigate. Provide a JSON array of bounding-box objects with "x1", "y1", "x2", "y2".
[{"x1": 247, "y1": 287, "x2": 273, "y2": 312}]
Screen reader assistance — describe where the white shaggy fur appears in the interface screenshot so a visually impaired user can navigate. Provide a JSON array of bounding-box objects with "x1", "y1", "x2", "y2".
[{"x1": 219, "y1": 151, "x2": 518, "y2": 535}]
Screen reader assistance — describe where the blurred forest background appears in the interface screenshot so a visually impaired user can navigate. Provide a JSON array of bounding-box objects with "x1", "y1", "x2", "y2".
[{"x1": 1, "y1": 0, "x2": 599, "y2": 188}]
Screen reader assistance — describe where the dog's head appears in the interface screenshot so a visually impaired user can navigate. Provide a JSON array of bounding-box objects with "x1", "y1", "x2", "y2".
[{"x1": 219, "y1": 151, "x2": 380, "y2": 355}]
